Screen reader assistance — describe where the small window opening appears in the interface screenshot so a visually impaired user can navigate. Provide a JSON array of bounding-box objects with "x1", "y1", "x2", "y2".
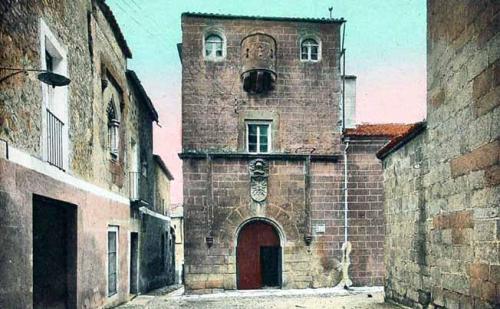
[
  {"x1": 141, "y1": 160, "x2": 148, "y2": 177},
  {"x1": 205, "y1": 34, "x2": 224, "y2": 59},
  {"x1": 301, "y1": 38, "x2": 319, "y2": 61},
  {"x1": 107, "y1": 101, "x2": 119, "y2": 159}
]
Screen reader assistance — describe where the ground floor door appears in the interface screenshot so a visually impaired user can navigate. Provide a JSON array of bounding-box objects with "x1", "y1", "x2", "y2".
[
  {"x1": 33, "y1": 195, "x2": 76, "y2": 309},
  {"x1": 236, "y1": 221, "x2": 281, "y2": 289},
  {"x1": 130, "y1": 232, "x2": 139, "y2": 294}
]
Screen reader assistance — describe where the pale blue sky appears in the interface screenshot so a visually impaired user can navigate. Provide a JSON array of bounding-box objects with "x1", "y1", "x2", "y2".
[
  {"x1": 109, "y1": 0, "x2": 426, "y2": 82},
  {"x1": 107, "y1": 0, "x2": 427, "y2": 202}
]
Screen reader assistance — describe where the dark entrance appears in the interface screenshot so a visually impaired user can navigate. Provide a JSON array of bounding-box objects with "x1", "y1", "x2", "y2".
[
  {"x1": 236, "y1": 221, "x2": 281, "y2": 289},
  {"x1": 33, "y1": 195, "x2": 77, "y2": 309},
  {"x1": 130, "y1": 232, "x2": 139, "y2": 294}
]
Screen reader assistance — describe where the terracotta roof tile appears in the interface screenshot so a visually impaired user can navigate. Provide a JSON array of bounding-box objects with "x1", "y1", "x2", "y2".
[
  {"x1": 344, "y1": 123, "x2": 415, "y2": 138},
  {"x1": 376, "y1": 122, "x2": 427, "y2": 159}
]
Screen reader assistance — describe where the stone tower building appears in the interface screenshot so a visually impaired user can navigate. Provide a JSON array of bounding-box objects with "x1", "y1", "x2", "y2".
[{"x1": 180, "y1": 13, "x2": 392, "y2": 292}]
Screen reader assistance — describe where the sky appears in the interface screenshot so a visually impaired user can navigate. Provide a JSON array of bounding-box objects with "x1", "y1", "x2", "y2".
[{"x1": 107, "y1": 0, "x2": 427, "y2": 203}]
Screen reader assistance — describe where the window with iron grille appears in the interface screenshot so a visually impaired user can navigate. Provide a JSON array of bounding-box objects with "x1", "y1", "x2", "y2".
[{"x1": 44, "y1": 50, "x2": 65, "y2": 169}]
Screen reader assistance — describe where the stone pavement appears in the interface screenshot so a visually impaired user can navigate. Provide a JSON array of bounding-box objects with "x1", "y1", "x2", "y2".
[{"x1": 117, "y1": 286, "x2": 404, "y2": 308}]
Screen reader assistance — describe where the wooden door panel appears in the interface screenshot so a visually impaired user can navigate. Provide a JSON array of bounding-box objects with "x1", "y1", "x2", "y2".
[{"x1": 237, "y1": 221, "x2": 280, "y2": 289}]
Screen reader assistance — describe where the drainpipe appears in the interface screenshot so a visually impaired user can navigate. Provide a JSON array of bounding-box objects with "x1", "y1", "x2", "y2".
[
  {"x1": 336, "y1": 139, "x2": 352, "y2": 288},
  {"x1": 343, "y1": 140, "x2": 349, "y2": 244}
]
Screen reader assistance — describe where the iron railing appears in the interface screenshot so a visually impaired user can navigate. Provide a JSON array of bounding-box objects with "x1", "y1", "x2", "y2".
[
  {"x1": 130, "y1": 171, "x2": 140, "y2": 201},
  {"x1": 46, "y1": 109, "x2": 64, "y2": 169}
]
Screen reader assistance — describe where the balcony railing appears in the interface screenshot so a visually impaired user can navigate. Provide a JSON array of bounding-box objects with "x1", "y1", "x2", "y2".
[
  {"x1": 46, "y1": 109, "x2": 64, "y2": 169},
  {"x1": 130, "y1": 171, "x2": 140, "y2": 201}
]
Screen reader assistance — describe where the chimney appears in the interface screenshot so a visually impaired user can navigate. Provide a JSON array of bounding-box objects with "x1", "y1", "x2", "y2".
[{"x1": 343, "y1": 75, "x2": 356, "y2": 129}]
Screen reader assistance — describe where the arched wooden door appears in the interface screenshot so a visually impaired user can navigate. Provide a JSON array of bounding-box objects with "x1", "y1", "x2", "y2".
[{"x1": 236, "y1": 221, "x2": 281, "y2": 289}]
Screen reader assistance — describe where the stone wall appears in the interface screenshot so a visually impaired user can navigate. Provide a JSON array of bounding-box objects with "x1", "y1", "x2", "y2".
[
  {"x1": 154, "y1": 156, "x2": 172, "y2": 215},
  {"x1": 0, "y1": 0, "x2": 94, "y2": 170},
  {"x1": 0, "y1": 0, "x2": 142, "y2": 199},
  {"x1": 0, "y1": 158, "x2": 140, "y2": 308},
  {"x1": 182, "y1": 157, "x2": 333, "y2": 291},
  {"x1": 382, "y1": 1, "x2": 499, "y2": 308},
  {"x1": 182, "y1": 148, "x2": 386, "y2": 291},
  {"x1": 344, "y1": 138, "x2": 386, "y2": 286}
]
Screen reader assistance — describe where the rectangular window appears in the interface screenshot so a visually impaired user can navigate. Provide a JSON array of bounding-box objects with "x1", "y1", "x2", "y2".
[
  {"x1": 107, "y1": 226, "x2": 118, "y2": 297},
  {"x1": 311, "y1": 46, "x2": 318, "y2": 60},
  {"x1": 247, "y1": 122, "x2": 271, "y2": 153},
  {"x1": 301, "y1": 46, "x2": 308, "y2": 60},
  {"x1": 40, "y1": 19, "x2": 68, "y2": 170}
]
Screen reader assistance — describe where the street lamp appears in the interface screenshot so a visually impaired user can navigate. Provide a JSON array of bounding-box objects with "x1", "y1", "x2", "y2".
[{"x1": 0, "y1": 67, "x2": 71, "y2": 87}]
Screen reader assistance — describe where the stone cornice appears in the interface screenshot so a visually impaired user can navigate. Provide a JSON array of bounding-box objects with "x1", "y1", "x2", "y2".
[{"x1": 178, "y1": 152, "x2": 341, "y2": 162}]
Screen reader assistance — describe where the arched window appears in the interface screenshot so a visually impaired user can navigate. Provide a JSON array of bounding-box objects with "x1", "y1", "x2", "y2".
[
  {"x1": 107, "y1": 100, "x2": 120, "y2": 159},
  {"x1": 204, "y1": 34, "x2": 224, "y2": 59},
  {"x1": 301, "y1": 38, "x2": 320, "y2": 61}
]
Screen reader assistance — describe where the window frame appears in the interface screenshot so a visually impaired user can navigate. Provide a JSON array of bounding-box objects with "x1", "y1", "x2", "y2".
[
  {"x1": 300, "y1": 36, "x2": 321, "y2": 62},
  {"x1": 40, "y1": 18, "x2": 69, "y2": 170},
  {"x1": 246, "y1": 121, "x2": 272, "y2": 154},
  {"x1": 203, "y1": 30, "x2": 226, "y2": 61},
  {"x1": 103, "y1": 76, "x2": 122, "y2": 161},
  {"x1": 107, "y1": 226, "x2": 119, "y2": 298}
]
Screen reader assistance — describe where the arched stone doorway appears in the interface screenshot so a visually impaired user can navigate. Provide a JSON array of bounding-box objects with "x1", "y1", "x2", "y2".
[{"x1": 236, "y1": 220, "x2": 282, "y2": 289}]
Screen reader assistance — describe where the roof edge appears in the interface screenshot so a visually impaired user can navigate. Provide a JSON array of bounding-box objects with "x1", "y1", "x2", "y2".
[
  {"x1": 153, "y1": 154, "x2": 174, "y2": 180},
  {"x1": 126, "y1": 70, "x2": 159, "y2": 122},
  {"x1": 95, "y1": 0, "x2": 132, "y2": 58},
  {"x1": 344, "y1": 123, "x2": 415, "y2": 138},
  {"x1": 376, "y1": 122, "x2": 427, "y2": 160},
  {"x1": 182, "y1": 12, "x2": 345, "y2": 24}
]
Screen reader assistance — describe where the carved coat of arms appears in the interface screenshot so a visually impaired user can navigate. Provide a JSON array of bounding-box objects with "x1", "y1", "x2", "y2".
[{"x1": 249, "y1": 159, "x2": 269, "y2": 203}]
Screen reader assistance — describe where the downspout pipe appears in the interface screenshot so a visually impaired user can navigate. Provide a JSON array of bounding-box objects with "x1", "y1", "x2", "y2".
[
  {"x1": 343, "y1": 139, "x2": 349, "y2": 243},
  {"x1": 336, "y1": 138, "x2": 352, "y2": 288}
]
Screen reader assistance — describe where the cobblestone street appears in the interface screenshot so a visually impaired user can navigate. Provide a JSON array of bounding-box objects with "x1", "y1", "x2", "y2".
[{"x1": 119, "y1": 287, "x2": 401, "y2": 309}]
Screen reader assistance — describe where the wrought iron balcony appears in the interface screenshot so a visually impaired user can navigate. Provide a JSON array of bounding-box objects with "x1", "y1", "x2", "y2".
[{"x1": 46, "y1": 109, "x2": 64, "y2": 169}]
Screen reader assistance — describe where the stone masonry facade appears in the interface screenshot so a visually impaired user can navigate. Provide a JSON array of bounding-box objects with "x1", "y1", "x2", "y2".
[
  {"x1": 380, "y1": 1, "x2": 499, "y2": 308},
  {"x1": 180, "y1": 13, "x2": 388, "y2": 292},
  {"x1": 0, "y1": 1, "x2": 175, "y2": 307}
]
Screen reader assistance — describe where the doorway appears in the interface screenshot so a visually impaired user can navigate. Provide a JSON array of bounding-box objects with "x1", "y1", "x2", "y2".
[
  {"x1": 33, "y1": 195, "x2": 77, "y2": 309},
  {"x1": 236, "y1": 220, "x2": 281, "y2": 289},
  {"x1": 130, "y1": 232, "x2": 139, "y2": 294}
]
